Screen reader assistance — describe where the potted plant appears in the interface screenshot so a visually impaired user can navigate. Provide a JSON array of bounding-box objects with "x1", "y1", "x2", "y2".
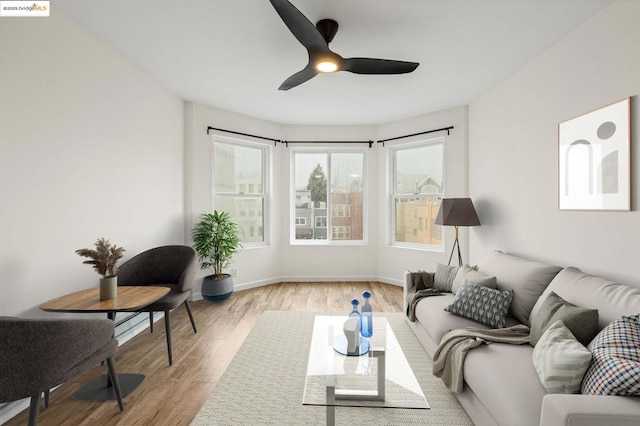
[
  {"x1": 76, "y1": 237, "x2": 125, "y2": 300},
  {"x1": 192, "y1": 211, "x2": 242, "y2": 302}
]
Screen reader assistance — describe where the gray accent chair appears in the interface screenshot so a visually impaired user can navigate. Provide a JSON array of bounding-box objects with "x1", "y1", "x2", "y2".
[
  {"x1": 117, "y1": 245, "x2": 197, "y2": 366},
  {"x1": 0, "y1": 317, "x2": 124, "y2": 426}
]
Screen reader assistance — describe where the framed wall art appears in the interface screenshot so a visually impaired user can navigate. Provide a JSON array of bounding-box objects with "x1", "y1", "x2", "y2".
[{"x1": 558, "y1": 97, "x2": 631, "y2": 211}]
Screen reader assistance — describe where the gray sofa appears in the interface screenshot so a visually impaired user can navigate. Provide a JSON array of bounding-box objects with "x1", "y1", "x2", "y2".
[{"x1": 403, "y1": 250, "x2": 640, "y2": 426}]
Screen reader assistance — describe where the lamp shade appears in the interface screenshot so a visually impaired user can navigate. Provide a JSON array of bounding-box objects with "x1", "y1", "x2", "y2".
[{"x1": 435, "y1": 198, "x2": 480, "y2": 227}]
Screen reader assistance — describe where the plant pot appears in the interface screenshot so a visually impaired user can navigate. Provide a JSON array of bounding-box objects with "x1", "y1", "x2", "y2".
[
  {"x1": 100, "y1": 276, "x2": 117, "y2": 301},
  {"x1": 202, "y1": 274, "x2": 233, "y2": 302}
]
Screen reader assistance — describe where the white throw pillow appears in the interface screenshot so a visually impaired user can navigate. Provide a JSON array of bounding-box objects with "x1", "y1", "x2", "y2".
[{"x1": 532, "y1": 320, "x2": 592, "y2": 394}]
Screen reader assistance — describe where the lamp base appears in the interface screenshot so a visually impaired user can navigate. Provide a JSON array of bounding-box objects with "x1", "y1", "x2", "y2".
[{"x1": 447, "y1": 226, "x2": 463, "y2": 267}]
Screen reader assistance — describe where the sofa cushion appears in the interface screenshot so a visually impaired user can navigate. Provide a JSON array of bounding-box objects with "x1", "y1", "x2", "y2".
[
  {"x1": 477, "y1": 250, "x2": 562, "y2": 326},
  {"x1": 464, "y1": 343, "x2": 546, "y2": 426},
  {"x1": 451, "y1": 264, "x2": 496, "y2": 294},
  {"x1": 582, "y1": 314, "x2": 640, "y2": 395},
  {"x1": 532, "y1": 320, "x2": 592, "y2": 394},
  {"x1": 529, "y1": 291, "x2": 599, "y2": 347},
  {"x1": 433, "y1": 263, "x2": 459, "y2": 292},
  {"x1": 531, "y1": 267, "x2": 640, "y2": 330},
  {"x1": 444, "y1": 280, "x2": 513, "y2": 328}
]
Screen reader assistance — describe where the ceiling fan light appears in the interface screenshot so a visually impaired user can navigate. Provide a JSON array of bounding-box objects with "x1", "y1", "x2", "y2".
[{"x1": 316, "y1": 60, "x2": 338, "y2": 73}]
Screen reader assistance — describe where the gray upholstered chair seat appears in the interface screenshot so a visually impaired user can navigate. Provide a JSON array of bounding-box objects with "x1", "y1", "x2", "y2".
[
  {"x1": 131, "y1": 285, "x2": 189, "y2": 311},
  {"x1": 0, "y1": 318, "x2": 124, "y2": 425}
]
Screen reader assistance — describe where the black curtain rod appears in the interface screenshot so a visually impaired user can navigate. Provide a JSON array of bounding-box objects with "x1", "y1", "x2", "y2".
[
  {"x1": 277, "y1": 140, "x2": 374, "y2": 148},
  {"x1": 377, "y1": 126, "x2": 454, "y2": 146},
  {"x1": 207, "y1": 125, "x2": 453, "y2": 148},
  {"x1": 207, "y1": 126, "x2": 281, "y2": 143},
  {"x1": 207, "y1": 126, "x2": 373, "y2": 147}
]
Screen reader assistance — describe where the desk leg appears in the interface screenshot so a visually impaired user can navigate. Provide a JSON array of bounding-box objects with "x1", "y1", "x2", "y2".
[
  {"x1": 73, "y1": 374, "x2": 144, "y2": 401},
  {"x1": 72, "y1": 311, "x2": 145, "y2": 401}
]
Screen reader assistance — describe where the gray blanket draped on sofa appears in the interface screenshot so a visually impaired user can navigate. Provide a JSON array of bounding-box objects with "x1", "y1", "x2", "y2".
[{"x1": 432, "y1": 325, "x2": 531, "y2": 393}]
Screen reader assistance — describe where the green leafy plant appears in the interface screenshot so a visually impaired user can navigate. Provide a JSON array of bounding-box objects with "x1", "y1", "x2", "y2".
[
  {"x1": 192, "y1": 211, "x2": 242, "y2": 278},
  {"x1": 75, "y1": 238, "x2": 125, "y2": 278}
]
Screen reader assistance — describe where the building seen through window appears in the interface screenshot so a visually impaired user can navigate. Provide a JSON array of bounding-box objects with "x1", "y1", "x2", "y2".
[
  {"x1": 392, "y1": 139, "x2": 444, "y2": 248},
  {"x1": 213, "y1": 139, "x2": 268, "y2": 245},
  {"x1": 293, "y1": 151, "x2": 365, "y2": 242}
]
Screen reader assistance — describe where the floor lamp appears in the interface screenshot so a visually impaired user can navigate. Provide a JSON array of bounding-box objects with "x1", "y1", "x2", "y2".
[{"x1": 435, "y1": 198, "x2": 480, "y2": 266}]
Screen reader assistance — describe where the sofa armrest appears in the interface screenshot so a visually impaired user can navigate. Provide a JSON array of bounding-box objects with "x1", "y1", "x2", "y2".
[
  {"x1": 540, "y1": 394, "x2": 640, "y2": 426},
  {"x1": 403, "y1": 270, "x2": 412, "y2": 314}
]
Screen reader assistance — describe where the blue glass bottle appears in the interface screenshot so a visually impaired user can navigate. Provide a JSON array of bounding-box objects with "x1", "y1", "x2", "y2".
[
  {"x1": 348, "y1": 298, "x2": 361, "y2": 332},
  {"x1": 360, "y1": 291, "x2": 373, "y2": 338}
]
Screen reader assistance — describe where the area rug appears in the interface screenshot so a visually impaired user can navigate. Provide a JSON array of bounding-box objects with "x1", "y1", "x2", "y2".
[{"x1": 192, "y1": 311, "x2": 472, "y2": 425}]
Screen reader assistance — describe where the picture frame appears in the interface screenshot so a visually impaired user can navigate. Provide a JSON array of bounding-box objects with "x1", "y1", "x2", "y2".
[{"x1": 558, "y1": 97, "x2": 631, "y2": 211}]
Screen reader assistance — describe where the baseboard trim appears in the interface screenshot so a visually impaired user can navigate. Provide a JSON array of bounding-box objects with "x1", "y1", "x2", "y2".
[{"x1": 191, "y1": 275, "x2": 397, "y2": 300}]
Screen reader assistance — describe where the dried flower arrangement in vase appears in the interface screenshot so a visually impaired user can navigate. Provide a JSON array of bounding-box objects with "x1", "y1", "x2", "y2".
[{"x1": 76, "y1": 238, "x2": 125, "y2": 300}]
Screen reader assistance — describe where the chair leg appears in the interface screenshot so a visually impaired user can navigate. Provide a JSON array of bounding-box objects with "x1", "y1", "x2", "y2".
[
  {"x1": 184, "y1": 300, "x2": 197, "y2": 334},
  {"x1": 28, "y1": 394, "x2": 40, "y2": 426},
  {"x1": 105, "y1": 356, "x2": 124, "y2": 412},
  {"x1": 164, "y1": 311, "x2": 173, "y2": 366},
  {"x1": 149, "y1": 312, "x2": 154, "y2": 333},
  {"x1": 43, "y1": 389, "x2": 49, "y2": 409}
]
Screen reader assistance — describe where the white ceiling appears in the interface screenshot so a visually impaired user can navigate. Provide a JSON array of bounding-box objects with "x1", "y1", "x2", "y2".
[{"x1": 56, "y1": 0, "x2": 612, "y2": 126}]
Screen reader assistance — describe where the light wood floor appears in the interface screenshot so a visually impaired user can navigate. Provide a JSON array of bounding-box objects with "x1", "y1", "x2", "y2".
[{"x1": 7, "y1": 282, "x2": 403, "y2": 425}]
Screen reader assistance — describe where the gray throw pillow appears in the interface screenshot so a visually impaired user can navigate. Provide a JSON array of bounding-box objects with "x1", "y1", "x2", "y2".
[
  {"x1": 477, "y1": 250, "x2": 562, "y2": 326},
  {"x1": 529, "y1": 291, "x2": 599, "y2": 347},
  {"x1": 451, "y1": 265, "x2": 496, "y2": 294},
  {"x1": 433, "y1": 264, "x2": 459, "y2": 292},
  {"x1": 444, "y1": 280, "x2": 514, "y2": 328},
  {"x1": 532, "y1": 320, "x2": 592, "y2": 394}
]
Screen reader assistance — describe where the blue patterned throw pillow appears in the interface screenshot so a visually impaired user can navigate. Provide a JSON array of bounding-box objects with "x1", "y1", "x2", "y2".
[
  {"x1": 433, "y1": 263, "x2": 460, "y2": 292},
  {"x1": 581, "y1": 314, "x2": 640, "y2": 395},
  {"x1": 444, "y1": 280, "x2": 514, "y2": 328}
]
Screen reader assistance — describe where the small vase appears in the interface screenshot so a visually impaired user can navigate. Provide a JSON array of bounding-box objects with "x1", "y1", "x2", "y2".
[{"x1": 100, "y1": 276, "x2": 117, "y2": 300}]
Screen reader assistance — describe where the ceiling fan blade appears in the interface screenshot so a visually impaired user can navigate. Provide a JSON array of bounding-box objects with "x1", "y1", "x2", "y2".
[
  {"x1": 269, "y1": 0, "x2": 328, "y2": 51},
  {"x1": 342, "y1": 58, "x2": 419, "y2": 75},
  {"x1": 279, "y1": 65, "x2": 317, "y2": 90}
]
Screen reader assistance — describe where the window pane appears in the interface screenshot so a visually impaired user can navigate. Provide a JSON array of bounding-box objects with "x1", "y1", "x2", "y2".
[
  {"x1": 331, "y1": 153, "x2": 363, "y2": 240},
  {"x1": 394, "y1": 197, "x2": 442, "y2": 245},
  {"x1": 214, "y1": 197, "x2": 264, "y2": 243},
  {"x1": 214, "y1": 143, "x2": 263, "y2": 193},
  {"x1": 294, "y1": 153, "x2": 328, "y2": 240},
  {"x1": 395, "y1": 144, "x2": 443, "y2": 194}
]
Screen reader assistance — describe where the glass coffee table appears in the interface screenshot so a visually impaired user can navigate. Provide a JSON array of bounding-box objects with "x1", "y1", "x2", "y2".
[{"x1": 303, "y1": 315, "x2": 428, "y2": 425}]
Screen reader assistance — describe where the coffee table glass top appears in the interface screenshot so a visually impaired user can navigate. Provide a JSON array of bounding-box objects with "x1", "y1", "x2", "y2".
[{"x1": 303, "y1": 315, "x2": 429, "y2": 409}]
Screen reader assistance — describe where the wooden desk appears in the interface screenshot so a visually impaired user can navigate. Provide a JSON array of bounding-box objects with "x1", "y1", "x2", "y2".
[
  {"x1": 40, "y1": 286, "x2": 170, "y2": 314},
  {"x1": 40, "y1": 286, "x2": 170, "y2": 401}
]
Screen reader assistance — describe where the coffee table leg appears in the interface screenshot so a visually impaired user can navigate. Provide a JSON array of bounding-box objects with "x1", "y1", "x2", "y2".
[
  {"x1": 376, "y1": 348, "x2": 385, "y2": 401},
  {"x1": 326, "y1": 375, "x2": 336, "y2": 426},
  {"x1": 333, "y1": 348, "x2": 386, "y2": 401}
]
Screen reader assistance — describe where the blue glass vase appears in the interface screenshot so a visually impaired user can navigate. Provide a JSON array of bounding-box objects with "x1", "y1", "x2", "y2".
[{"x1": 360, "y1": 291, "x2": 373, "y2": 338}]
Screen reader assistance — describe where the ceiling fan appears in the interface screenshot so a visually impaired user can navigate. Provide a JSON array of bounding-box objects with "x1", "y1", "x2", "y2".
[{"x1": 269, "y1": 0, "x2": 419, "y2": 90}]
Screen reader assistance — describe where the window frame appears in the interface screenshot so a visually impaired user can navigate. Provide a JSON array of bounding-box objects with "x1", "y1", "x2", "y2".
[
  {"x1": 212, "y1": 136, "x2": 270, "y2": 248},
  {"x1": 290, "y1": 147, "x2": 367, "y2": 245},
  {"x1": 389, "y1": 137, "x2": 445, "y2": 251}
]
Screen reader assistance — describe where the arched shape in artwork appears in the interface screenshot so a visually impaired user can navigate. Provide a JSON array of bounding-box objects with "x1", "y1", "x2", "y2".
[
  {"x1": 564, "y1": 140, "x2": 593, "y2": 196},
  {"x1": 597, "y1": 150, "x2": 619, "y2": 194}
]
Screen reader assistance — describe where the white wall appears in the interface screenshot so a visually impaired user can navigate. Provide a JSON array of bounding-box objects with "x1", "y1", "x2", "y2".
[
  {"x1": 0, "y1": 13, "x2": 185, "y2": 317},
  {"x1": 468, "y1": 0, "x2": 640, "y2": 287}
]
